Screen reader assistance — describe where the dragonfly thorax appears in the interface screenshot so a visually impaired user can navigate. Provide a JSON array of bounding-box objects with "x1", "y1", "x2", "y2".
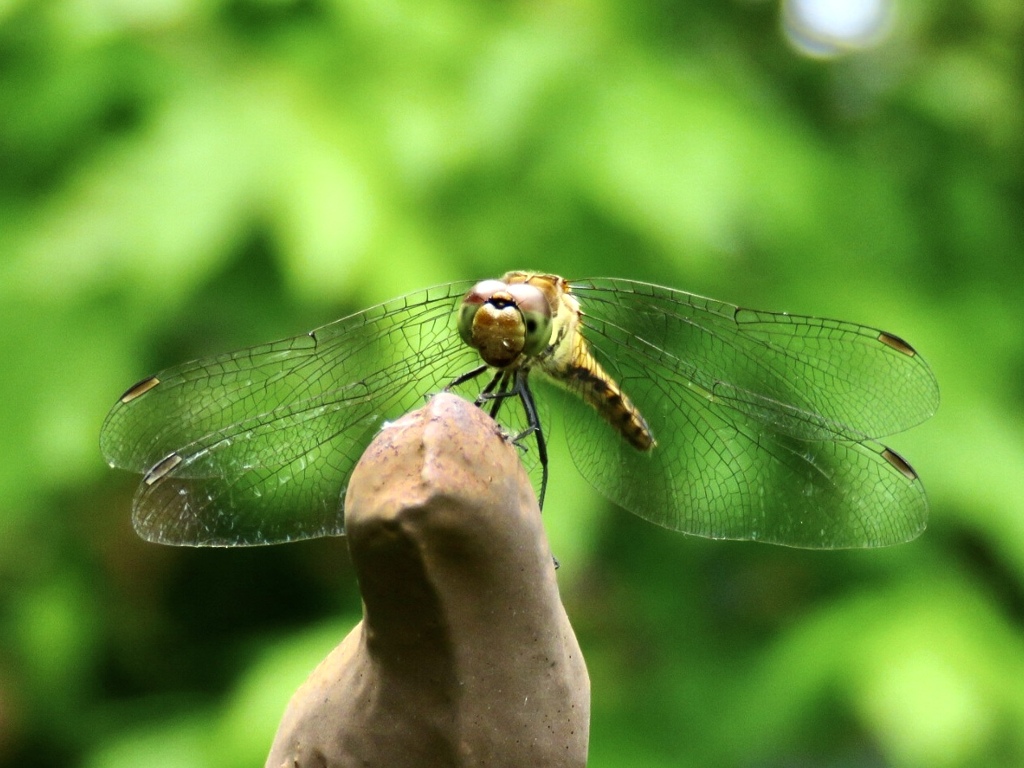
[{"x1": 457, "y1": 279, "x2": 554, "y2": 368}]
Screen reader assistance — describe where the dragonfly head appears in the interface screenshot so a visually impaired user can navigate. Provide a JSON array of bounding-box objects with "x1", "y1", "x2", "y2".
[{"x1": 458, "y1": 279, "x2": 554, "y2": 368}]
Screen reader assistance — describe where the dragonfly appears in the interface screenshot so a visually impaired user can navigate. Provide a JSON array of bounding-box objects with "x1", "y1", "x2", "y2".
[{"x1": 100, "y1": 271, "x2": 938, "y2": 549}]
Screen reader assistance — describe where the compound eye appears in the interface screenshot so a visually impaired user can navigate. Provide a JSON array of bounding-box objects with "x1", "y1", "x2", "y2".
[
  {"x1": 506, "y1": 284, "x2": 553, "y2": 356},
  {"x1": 457, "y1": 280, "x2": 507, "y2": 345}
]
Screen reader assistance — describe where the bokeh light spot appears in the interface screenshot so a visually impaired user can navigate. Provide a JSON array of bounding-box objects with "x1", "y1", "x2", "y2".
[{"x1": 783, "y1": 0, "x2": 894, "y2": 58}]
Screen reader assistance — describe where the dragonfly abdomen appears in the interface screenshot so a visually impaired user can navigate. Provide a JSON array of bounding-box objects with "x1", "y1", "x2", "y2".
[{"x1": 558, "y1": 356, "x2": 656, "y2": 452}]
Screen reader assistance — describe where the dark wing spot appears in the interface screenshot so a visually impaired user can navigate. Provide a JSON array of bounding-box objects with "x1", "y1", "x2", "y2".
[
  {"x1": 144, "y1": 452, "x2": 184, "y2": 486},
  {"x1": 120, "y1": 376, "x2": 160, "y2": 403},
  {"x1": 882, "y1": 447, "x2": 918, "y2": 481},
  {"x1": 878, "y1": 331, "x2": 917, "y2": 357}
]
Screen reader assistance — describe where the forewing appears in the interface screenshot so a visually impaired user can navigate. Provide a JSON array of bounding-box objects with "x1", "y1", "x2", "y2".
[
  {"x1": 561, "y1": 279, "x2": 938, "y2": 548},
  {"x1": 100, "y1": 282, "x2": 479, "y2": 545}
]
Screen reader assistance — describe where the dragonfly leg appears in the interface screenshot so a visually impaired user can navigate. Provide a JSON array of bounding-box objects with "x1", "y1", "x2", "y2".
[
  {"x1": 510, "y1": 369, "x2": 548, "y2": 512},
  {"x1": 468, "y1": 368, "x2": 516, "y2": 419},
  {"x1": 445, "y1": 364, "x2": 489, "y2": 392},
  {"x1": 447, "y1": 364, "x2": 510, "y2": 415},
  {"x1": 508, "y1": 370, "x2": 557, "y2": 568},
  {"x1": 450, "y1": 364, "x2": 550, "y2": 518},
  {"x1": 485, "y1": 371, "x2": 514, "y2": 419}
]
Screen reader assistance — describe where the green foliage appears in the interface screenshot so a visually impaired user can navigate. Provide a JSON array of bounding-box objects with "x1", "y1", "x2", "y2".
[{"x1": 1, "y1": 0, "x2": 1022, "y2": 766}]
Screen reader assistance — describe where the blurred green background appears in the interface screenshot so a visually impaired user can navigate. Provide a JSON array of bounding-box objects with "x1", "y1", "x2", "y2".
[{"x1": 2, "y1": 0, "x2": 1022, "y2": 766}]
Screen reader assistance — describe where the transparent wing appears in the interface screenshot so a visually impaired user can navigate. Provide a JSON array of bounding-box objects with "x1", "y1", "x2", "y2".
[
  {"x1": 100, "y1": 282, "x2": 480, "y2": 546},
  {"x1": 560, "y1": 278, "x2": 939, "y2": 548}
]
